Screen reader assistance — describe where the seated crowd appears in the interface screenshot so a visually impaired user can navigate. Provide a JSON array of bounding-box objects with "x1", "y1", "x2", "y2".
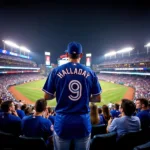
[
  {"x1": 98, "y1": 74, "x2": 150, "y2": 100},
  {"x1": 0, "y1": 97, "x2": 149, "y2": 149},
  {"x1": 0, "y1": 74, "x2": 44, "y2": 102}
]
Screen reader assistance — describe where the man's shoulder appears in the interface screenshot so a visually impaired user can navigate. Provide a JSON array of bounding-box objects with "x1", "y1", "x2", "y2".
[
  {"x1": 137, "y1": 110, "x2": 148, "y2": 116},
  {"x1": 22, "y1": 115, "x2": 32, "y2": 121},
  {"x1": 39, "y1": 117, "x2": 52, "y2": 125},
  {"x1": 9, "y1": 114, "x2": 21, "y2": 122}
]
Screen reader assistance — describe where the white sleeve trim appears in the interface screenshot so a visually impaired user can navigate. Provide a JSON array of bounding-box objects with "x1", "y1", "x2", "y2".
[
  {"x1": 92, "y1": 90, "x2": 102, "y2": 96},
  {"x1": 42, "y1": 89, "x2": 54, "y2": 96}
]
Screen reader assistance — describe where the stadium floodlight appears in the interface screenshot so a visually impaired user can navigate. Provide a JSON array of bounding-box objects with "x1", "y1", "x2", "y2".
[
  {"x1": 144, "y1": 43, "x2": 150, "y2": 47},
  {"x1": 20, "y1": 46, "x2": 30, "y2": 52},
  {"x1": 117, "y1": 47, "x2": 134, "y2": 54},
  {"x1": 3, "y1": 40, "x2": 20, "y2": 49},
  {"x1": 86, "y1": 53, "x2": 92, "y2": 57},
  {"x1": 104, "y1": 51, "x2": 116, "y2": 57}
]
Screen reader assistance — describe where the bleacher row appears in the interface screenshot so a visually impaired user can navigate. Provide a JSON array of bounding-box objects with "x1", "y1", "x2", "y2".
[
  {"x1": 0, "y1": 53, "x2": 37, "y2": 67},
  {"x1": 0, "y1": 125, "x2": 150, "y2": 150},
  {"x1": 98, "y1": 54, "x2": 150, "y2": 66}
]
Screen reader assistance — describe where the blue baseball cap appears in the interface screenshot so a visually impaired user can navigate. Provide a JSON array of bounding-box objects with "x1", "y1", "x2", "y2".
[{"x1": 65, "y1": 42, "x2": 82, "y2": 54}]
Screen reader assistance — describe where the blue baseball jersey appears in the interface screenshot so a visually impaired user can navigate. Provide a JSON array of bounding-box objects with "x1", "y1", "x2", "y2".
[
  {"x1": 43, "y1": 62, "x2": 102, "y2": 139},
  {"x1": 110, "y1": 110, "x2": 121, "y2": 118},
  {"x1": 136, "y1": 110, "x2": 150, "y2": 129},
  {"x1": 16, "y1": 110, "x2": 25, "y2": 119},
  {"x1": 21, "y1": 115, "x2": 53, "y2": 140},
  {"x1": 0, "y1": 112, "x2": 21, "y2": 135}
]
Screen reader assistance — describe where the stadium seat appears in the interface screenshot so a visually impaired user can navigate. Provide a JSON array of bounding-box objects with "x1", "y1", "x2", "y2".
[
  {"x1": 0, "y1": 130, "x2": 19, "y2": 150},
  {"x1": 90, "y1": 132, "x2": 117, "y2": 150},
  {"x1": 133, "y1": 141, "x2": 150, "y2": 150},
  {"x1": 18, "y1": 136, "x2": 48, "y2": 150},
  {"x1": 140, "y1": 126, "x2": 150, "y2": 143},
  {"x1": 116, "y1": 130, "x2": 144, "y2": 150},
  {"x1": 91, "y1": 124, "x2": 107, "y2": 138}
]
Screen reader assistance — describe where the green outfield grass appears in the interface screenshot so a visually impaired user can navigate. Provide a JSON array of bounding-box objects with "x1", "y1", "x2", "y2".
[{"x1": 15, "y1": 79, "x2": 128, "y2": 106}]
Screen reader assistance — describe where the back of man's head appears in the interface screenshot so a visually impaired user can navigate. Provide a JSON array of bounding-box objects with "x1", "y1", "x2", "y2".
[
  {"x1": 136, "y1": 98, "x2": 148, "y2": 108},
  {"x1": 15, "y1": 104, "x2": 20, "y2": 110},
  {"x1": 47, "y1": 107, "x2": 53, "y2": 114},
  {"x1": 115, "y1": 103, "x2": 120, "y2": 110},
  {"x1": 35, "y1": 99, "x2": 47, "y2": 113},
  {"x1": 1, "y1": 100, "x2": 13, "y2": 112},
  {"x1": 65, "y1": 42, "x2": 82, "y2": 59},
  {"x1": 121, "y1": 99, "x2": 135, "y2": 116}
]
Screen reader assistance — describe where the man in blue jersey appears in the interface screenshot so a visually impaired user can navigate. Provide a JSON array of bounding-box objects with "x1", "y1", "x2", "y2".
[
  {"x1": 136, "y1": 98, "x2": 150, "y2": 130},
  {"x1": 43, "y1": 42, "x2": 102, "y2": 150},
  {"x1": 110, "y1": 103, "x2": 121, "y2": 118},
  {"x1": 21, "y1": 99, "x2": 53, "y2": 142},
  {"x1": 15, "y1": 104, "x2": 25, "y2": 119},
  {"x1": 0, "y1": 100, "x2": 21, "y2": 135}
]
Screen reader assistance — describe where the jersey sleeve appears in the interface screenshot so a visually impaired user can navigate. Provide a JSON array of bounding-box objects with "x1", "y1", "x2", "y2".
[
  {"x1": 43, "y1": 70, "x2": 56, "y2": 96},
  {"x1": 91, "y1": 72, "x2": 102, "y2": 95},
  {"x1": 44, "y1": 120, "x2": 53, "y2": 137}
]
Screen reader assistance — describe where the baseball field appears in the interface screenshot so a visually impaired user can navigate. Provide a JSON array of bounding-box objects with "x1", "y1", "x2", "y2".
[{"x1": 9, "y1": 79, "x2": 134, "y2": 106}]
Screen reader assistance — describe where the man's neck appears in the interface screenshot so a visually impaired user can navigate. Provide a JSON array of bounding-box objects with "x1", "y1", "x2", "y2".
[
  {"x1": 8, "y1": 111, "x2": 12, "y2": 114},
  {"x1": 141, "y1": 107, "x2": 148, "y2": 111},
  {"x1": 121, "y1": 112, "x2": 125, "y2": 117},
  {"x1": 69, "y1": 58, "x2": 80, "y2": 63},
  {"x1": 34, "y1": 112, "x2": 43, "y2": 116}
]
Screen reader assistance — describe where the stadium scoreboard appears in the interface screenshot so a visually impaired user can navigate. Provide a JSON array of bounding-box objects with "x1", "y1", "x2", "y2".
[
  {"x1": 45, "y1": 52, "x2": 50, "y2": 66},
  {"x1": 86, "y1": 53, "x2": 92, "y2": 67}
]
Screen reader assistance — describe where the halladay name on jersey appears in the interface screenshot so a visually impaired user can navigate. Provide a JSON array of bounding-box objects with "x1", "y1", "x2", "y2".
[{"x1": 57, "y1": 68, "x2": 90, "y2": 79}]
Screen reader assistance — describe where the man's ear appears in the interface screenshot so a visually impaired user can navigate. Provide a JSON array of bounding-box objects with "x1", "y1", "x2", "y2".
[
  {"x1": 141, "y1": 104, "x2": 145, "y2": 108},
  {"x1": 66, "y1": 53, "x2": 69, "y2": 57},
  {"x1": 80, "y1": 53, "x2": 83, "y2": 58}
]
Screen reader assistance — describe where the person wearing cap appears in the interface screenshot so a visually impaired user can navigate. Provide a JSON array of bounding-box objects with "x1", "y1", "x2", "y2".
[{"x1": 43, "y1": 42, "x2": 102, "y2": 150}]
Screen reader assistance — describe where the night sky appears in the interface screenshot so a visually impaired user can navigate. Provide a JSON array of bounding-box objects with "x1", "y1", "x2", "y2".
[{"x1": 0, "y1": 0, "x2": 150, "y2": 65}]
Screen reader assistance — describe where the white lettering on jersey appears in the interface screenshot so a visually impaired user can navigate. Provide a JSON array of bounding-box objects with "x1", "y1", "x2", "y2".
[
  {"x1": 86, "y1": 73, "x2": 90, "y2": 78},
  {"x1": 74, "y1": 68, "x2": 78, "y2": 74},
  {"x1": 66, "y1": 69, "x2": 70, "y2": 74},
  {"x1": 82, "y1": 71, "x2": 87, "y2": 77},
  {"x1": 57, "y1": 68, "x2": 90, "y2": 79},
  {"x1": 57, "y1": 72, "x2": 64, "y2": 78},
  {"x1": 68, "y1": 80, "x2": 82, "y2": 101},
  {"x1": 69, "y1": 68, "x2": 73, "y2": 74},
  {"x1": 62, "y1": 70, "x2": 67, "y2": 76},
  {"x1": 78, "y1": 69, "x2": 83, "y2": 75}
]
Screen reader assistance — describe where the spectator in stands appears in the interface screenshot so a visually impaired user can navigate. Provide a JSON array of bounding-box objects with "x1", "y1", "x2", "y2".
[
  {"x1": 148, "y1": 102, "x2": 150, "y2": 112},
  {"x1": 24, "y1": 106, "x2": 34, "y2": 116},
  {"x1": 110, "y1": 103, "x2": 121, "y2": 118},
  {"x1": 15, "y1": 104, "x2": 25, "y2": 119},
  {"x1": 101, "y1": 105, "x2": 111, "y2": 124},
  {"x1": 0, "y1": 100, "x2": 21, "y2": 135},
  {"x1": 90, "y1": 103, "x2": 103, "y2": 125},
  {"x1": 47, "y1": 107, "x2": 55, "y2": 125},
  {"x1": 21, "y1": 99, "x2": 53, "y2": 142},
  {"x1": 43, "y1": 42, "x2": 102, "y2": 150},
  {"x1": 98, "y1": 107, "x2": 102, "y2": 115},
  {"x1": 0, "y1": 99, "x2": 3, "y2": 112},
  {"x1": 21, "y1": 104, "x2": 27, "y2": 112},
  {"x1": 107, "y1": 99, "x2": 140, "y2": 140},
  {"x1": 136, "y1": 98, "x2": 150, "y2": 130}
]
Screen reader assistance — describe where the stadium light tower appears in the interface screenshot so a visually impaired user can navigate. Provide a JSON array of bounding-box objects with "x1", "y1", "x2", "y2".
[
  {"x1": 144, "y1": 43, "x2": 150, "y2": 54},
  {"x1": 2, "y1": 40, "x2": 20, "y2": 51},
  {"x1": 2, "y1": 40, "x2": 31, "y2": 56},
  {"x1": 20, "y1": 46, "x2": 30, "y2": 56},
  {"x1": 117, "y1": 47, "x2": 134, "y2": 53},
  {"x1": 117, "y1": 47, "x2": 134, "y2": 57},
  {"x1": 104, "y1": 51, "x2": 116, "y2": 59}
]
